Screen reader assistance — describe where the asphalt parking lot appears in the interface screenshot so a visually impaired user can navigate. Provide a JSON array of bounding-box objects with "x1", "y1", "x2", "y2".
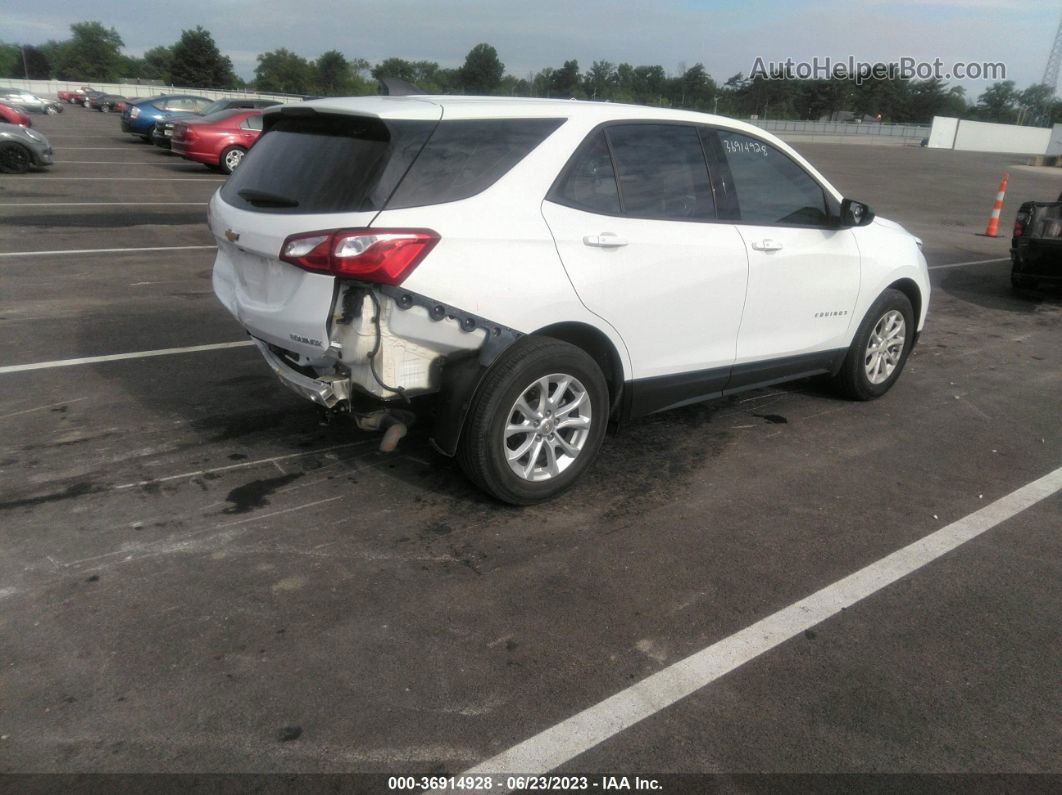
[{"x1": 1, "y1": 107, "x2": 1060, "y2": 784}]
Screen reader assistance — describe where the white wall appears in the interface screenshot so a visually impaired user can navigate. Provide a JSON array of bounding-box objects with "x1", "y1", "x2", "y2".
[
  {"x1": 953, "y1": 119, "x2": 1052, "y2": 154},
  {"x1": 1046, "y1": 123, "x2": 1062, "y2": 156},
  {"x1": 927, "y1": 116, "x2": 959, "y2": 149},
  {"x1": 0, "y1": 78, "x2": 299, "y2": 104},
  {"x1": 928, "y1": 115, "x2": 1052, "y2": 155}
]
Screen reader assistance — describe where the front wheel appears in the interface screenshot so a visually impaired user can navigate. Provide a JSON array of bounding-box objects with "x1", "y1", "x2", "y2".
[
  {"x1": 99, "y1": 104, "x2": 111, "y2": 113},
  {"x1": 0, "y1": 142, "x2": 32, "y2": 174},
  {"x1": 457, "y1": 337, "x2": 609, "y2": 505},
  {"x1": 832, "y1": 288, "x2": 915, "y2": 400},
  {"x1": 219, "y1": 146, "x2": 247, "y2": 175}
]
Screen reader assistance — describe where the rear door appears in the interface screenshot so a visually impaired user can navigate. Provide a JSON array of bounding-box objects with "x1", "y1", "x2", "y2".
[
  {"x1": 210, "y1": 109, "x2": 440, "y2": 357},
  {"x1": 542, "y1": 123, "x2": 749, "y2": 415},
  {"x1": 705, "y1": 129, "x2": 860, "y2": 371}
]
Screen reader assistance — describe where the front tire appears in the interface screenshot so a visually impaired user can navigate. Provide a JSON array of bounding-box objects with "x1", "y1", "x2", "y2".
[
  {"x1": 457, "y1": 336, "x2": 609, "y2": 505},
  {"x1": 219, "y1": 146, "x2": 247, "y2": 175},
  {"x1": 833, "y1": 288, "x2": 915, "y2": 400},
  {"x1": 0, "y1": 142, "x2": 32, "y2": 174}
]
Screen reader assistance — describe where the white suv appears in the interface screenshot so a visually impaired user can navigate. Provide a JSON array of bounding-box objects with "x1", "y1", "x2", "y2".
[{"x1": 210, "y1": 96, "x2": 929, "y2": 504}]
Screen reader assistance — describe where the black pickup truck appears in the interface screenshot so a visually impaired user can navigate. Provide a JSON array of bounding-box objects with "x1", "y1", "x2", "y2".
[{"x1": 1011, "y1": 200, "x2": 1062, "y2": 289}]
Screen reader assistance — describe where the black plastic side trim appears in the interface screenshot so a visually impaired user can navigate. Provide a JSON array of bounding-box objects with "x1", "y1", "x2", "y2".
[{"x1": 625, "y1": 349, "x2": 848, "y2": 420}]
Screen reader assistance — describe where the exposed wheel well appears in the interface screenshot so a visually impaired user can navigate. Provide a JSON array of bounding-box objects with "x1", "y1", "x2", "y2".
[
  {"x1": 534, "y1": 322, "x2": 625, "y2": 416},
  {"x1": 887, "y1": 278, "x2": 922, "y2": 327}
]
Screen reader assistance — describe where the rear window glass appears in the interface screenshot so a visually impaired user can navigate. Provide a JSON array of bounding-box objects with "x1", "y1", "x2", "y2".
[
  {"x1": 221, "y1": 113, "x2": 434, "y2": 214},
  {"x1": 200, "y1": 109, "x2": 244, "y2": 124},
  {"x1": 385, "y1": 118, "x2": 564, "y2": 209}
]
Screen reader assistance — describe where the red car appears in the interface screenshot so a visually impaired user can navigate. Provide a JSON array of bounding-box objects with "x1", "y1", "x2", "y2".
[
  {"x1": 172, "y1": 109, "x2": 263, "y2": 174},
  {"x1": 0, "y1": 102, "x2": 31, "y2": 127},
  {"x1": 58, "y1": 86, "x2": 94, "y2": 104}
]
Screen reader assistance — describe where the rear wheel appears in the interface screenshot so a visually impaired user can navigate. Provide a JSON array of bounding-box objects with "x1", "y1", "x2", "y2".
[
  {"x1": 0, "y1": 142, "x2": 32, "y2": 174},
  {"x1": 832, "y1": 288, "x2": 915, "y2": 400},
  {"x1": 1011, "y1": 274, "x2": 1037, "y2": 291},
  {"x1": 457, "y1": 337, "x2": 609, "y2": 505},
  {"x1": 219, "y1": 146, "x2": 247, "y2": 175}
]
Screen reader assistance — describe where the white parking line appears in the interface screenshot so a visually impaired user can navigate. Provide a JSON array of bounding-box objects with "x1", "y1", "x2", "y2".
[
  {"x1": 0, "y1": 244, "x2": 216, "y2": 258},
  {"x1": 113, "y1": 440, "x2": 377, "y2": 490},
  {"x1": 5, "y1": 177, "x2": 224, "y2": 182},
  {"x1": 53, "y1": 160, "x2": 181, "y2": 165},
  {"x1": 0, "y1": 340, "x2": 253, "y2": 374},
  {"x1": 928, "y1": 257, "x2": 1008, "y2": 270},
  {"x1": 462, "y1": 465, "x2": 1062, "y2": 779},
  {"x1": 0, "y1": 202, "x2": 208, "y2": 207}
]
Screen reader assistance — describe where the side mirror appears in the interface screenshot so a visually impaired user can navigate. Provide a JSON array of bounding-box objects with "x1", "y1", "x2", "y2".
[{"x1": 840, "y1": 198, "x2": 875, "y2": 227}]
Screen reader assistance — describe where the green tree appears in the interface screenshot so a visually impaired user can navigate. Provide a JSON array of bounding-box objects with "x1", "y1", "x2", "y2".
[
  {"x1": 583, "y1": 60, "x2": 615, "y2": 100},
  {"x1": 976, "y1": 80, "x2": 1018, "y2": 123},
  {"x1": 254, "y1": 48, "x2": 313, "y2": 94},
  {"x1": 458, "y1": 43, "x2": 503, "y2": 94},
  {"x1": 54, "y1": 21, "x2": 124, "y2": 81},
  {"x1": 372, "y1": 57, "x2": 417, "y2": 83},
  {"x1": 549, "y1": 59, "x2": 581, "y2": 98},
  {"x1": 141, "y1": 45, "x2": 174, "y2": 81},
  {"x1": 169, "y1": 27, "x2": 235, "y2": 88},
  {"x1": 1017, "y1": 83, "x2": 1054, "y2": 126},
  {"x1": 314, "y1": 50, "x2": 374, "y2": 95},
  {"x1": 0, "y1": 43, "x2": 19, "y2": 78}
]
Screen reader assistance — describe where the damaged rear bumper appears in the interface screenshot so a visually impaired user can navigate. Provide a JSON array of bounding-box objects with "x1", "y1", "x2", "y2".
[{"x1": 253, "y1": 338, "x2": 351, "y2": 409}]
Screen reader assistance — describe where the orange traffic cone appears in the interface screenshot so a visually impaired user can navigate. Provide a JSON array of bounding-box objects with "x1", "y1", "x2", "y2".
[{"x1": 982, "y1": 173, "x2": 1009, "y2": 237}]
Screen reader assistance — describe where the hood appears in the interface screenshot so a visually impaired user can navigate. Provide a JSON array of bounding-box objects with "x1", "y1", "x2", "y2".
[{"x1": 873, "y1": 215, "x2": 922, "y2": 247}]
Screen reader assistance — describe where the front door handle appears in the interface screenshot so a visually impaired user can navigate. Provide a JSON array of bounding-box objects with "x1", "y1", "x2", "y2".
[
  {"x1": 583, "y1": 232, "x2": 628, "y2": 248},
  {"x1": 751, "y1": 239, "x2": 783, "y2": 252}
]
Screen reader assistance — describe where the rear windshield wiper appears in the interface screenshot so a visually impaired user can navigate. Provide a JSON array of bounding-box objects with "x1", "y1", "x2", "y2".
[{"x1": 237, "y1": 188, "x2": 299, "y2": 208}]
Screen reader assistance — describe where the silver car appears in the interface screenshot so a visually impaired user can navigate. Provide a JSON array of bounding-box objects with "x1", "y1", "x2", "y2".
[
  {"x1": 0, "y1": 88, "x2": 62, "y2": 115},
  {"x1": 0, "y1": 123, "x2": 54, "y2": 173}
]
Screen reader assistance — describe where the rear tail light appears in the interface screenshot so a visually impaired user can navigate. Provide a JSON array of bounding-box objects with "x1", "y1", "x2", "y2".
[
  {"x1": 279, "y1": 229, "x2": 439, "y2": 285},
  {"x1": 1013, "y1": 221, "x2": 1024, "y2": 237}
]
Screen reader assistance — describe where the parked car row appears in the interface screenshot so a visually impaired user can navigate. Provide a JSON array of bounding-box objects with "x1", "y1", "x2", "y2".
[{"x1": 0, "y1": 87, "x2": 62, "y2": 114}]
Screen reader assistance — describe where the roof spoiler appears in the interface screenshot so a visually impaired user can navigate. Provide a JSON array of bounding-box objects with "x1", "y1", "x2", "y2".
[{"x1": 377, "y1": 78, "x2": 422, "y2": 96}]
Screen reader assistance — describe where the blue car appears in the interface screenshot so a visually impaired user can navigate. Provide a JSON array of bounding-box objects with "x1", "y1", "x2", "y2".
[{"x1": 120, "y1": 94, "x2": 213, "y2": 141}]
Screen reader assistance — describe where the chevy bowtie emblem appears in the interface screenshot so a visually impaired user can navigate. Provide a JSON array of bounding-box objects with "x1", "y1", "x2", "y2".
[{"x1": 225, "y1": 228, "x2": 240, "y2": 242}]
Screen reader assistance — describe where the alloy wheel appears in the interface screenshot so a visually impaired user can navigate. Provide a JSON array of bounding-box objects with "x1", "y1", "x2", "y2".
[
  {"x1": 504, "y1": 374, "x2": 592, "y2": 481},
  {"x1": 864, "y1": 310, "x2": 905, "y2": 385},
  {"x1": 224, "y1": 148, "x2": 244, "y2": 171}
]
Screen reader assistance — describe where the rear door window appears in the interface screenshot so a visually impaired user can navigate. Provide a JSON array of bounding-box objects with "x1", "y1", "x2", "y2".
[
  {"x1": 709, "y1": 130, "x2": 828, "y2": 226},
  {"x1": 221, "y1": 113, "x2": 435, "y2": 214},
  {"x1": 241, "y1": 114, "x2": 263, "y2": 130},
  {"x1": 605, "y1": 124, "x2": 715, "y2": 221},
  {"x1": 385, "y1": 118, "x2": 565, "y2": 209},
  {"x1": 549, "y1": 130, "x2": 621, "y2": 215}
]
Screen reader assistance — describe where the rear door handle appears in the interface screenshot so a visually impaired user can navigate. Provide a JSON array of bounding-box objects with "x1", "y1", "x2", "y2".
[
  {"x1": 751, "y1": 239, "x2": 783, "y2": 252},
  {"x1": 583, "y1": 232, "x2": 628, "y2": 248}
]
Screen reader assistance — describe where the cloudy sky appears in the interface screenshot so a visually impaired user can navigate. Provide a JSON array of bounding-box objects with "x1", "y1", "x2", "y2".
[{"x1": 5, "y1": 0, "x2": 1061, "y2": 93}]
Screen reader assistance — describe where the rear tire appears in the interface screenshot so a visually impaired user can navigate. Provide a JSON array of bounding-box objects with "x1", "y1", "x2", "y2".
[
  {"x1": 457, "y1": 336, "x2": 609, "y2": 505},
  {"x1": 1011, "y1": 274, "x2": 1037, "y2": 291},
  {"x1": 832, "y1": 288, "x2": 915, "y2": 401},
  {"x1": 0, "y1": 142, "x2": 32, "y2": 174},
  {"x1": 219, "y1": 145, "x2": 247, "y2": 175}
]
